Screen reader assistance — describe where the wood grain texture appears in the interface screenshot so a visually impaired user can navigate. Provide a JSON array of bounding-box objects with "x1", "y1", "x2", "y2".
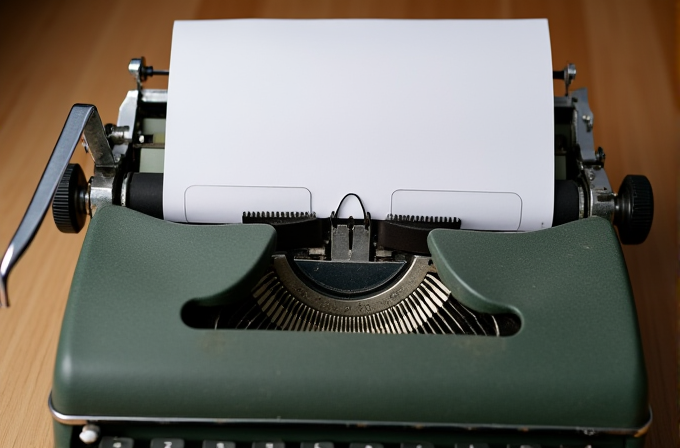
[{"x1": 0, "y1": 1, "x2": 676, "y2": 446}]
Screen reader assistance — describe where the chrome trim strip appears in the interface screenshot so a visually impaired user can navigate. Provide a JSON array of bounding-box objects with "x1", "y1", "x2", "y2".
[{"x1": 49, "y1": 393, "x2": 651, "y2": 438}]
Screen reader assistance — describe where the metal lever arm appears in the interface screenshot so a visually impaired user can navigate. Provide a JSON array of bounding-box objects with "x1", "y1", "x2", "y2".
[{"x1": 0, "y1": 104, "x2": 110, "y2": 307}]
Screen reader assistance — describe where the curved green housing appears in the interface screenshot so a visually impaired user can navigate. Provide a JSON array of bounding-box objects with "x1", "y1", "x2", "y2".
[{"x1": 52, "y1": 207, "x2": 648, "y2": 446}]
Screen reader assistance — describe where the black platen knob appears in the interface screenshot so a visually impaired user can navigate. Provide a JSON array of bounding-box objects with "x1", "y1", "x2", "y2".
[
  {"x1": 614, "y1": 175, "x2": 654, "y2": 244},
  {"x1": 52, "y1": 163, "x2": 88, "y2": 233}
]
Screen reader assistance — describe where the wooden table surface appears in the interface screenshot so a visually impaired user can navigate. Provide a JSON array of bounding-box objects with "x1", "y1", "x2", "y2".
[{"x1": 0, "y1": 1, "x2": 677, "y2": 447}]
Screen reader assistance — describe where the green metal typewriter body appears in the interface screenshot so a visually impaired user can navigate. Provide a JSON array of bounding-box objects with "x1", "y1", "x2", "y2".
[
  {"x1": 47, "y1": 206, "x2": 649, "y2": 448},
  {"x1": 0, "y1": 54, "x2": 654, "y2": 448}
]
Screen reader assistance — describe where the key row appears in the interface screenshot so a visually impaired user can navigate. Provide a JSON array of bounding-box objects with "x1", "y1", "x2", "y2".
[{"x1": 98, "y1": 439, "x2": 502, "y2": 448}]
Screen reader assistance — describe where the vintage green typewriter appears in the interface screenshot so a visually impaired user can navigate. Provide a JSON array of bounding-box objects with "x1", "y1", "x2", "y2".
[{"x1": 1, "y1": 51, "x2": 654, "y2": 448}]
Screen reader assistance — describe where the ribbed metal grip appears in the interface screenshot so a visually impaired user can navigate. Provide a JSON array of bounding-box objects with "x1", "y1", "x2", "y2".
[
  {"x1": 52, "y1": 163, "x2": 88, "y2": 233},
  {"x1": 615, "y1": 175, "x2": 654, "y2": 244}
]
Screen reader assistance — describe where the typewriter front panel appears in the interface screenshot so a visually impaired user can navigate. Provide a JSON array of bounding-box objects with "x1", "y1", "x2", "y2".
[{"x1": 50, "y1": 207, "x2": 648, "y2": 448}]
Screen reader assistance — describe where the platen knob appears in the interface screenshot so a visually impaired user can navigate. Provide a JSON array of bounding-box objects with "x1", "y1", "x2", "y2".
[
  {"x1": 614, "y1": 175, "x2": 654, "y2": 244},
  {"x1": 52, "y1": 163, "x2": 88, "y2": 233}
]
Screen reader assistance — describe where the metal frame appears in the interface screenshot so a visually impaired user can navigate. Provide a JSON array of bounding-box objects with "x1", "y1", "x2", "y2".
[{"x1": 48, "y1": 394, "x2": 650, "y2": 438}]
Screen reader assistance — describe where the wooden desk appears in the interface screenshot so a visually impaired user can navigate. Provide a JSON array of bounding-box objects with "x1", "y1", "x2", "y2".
[{"x1": 0, "y1": 1, "x2": 676, "y2": 446}]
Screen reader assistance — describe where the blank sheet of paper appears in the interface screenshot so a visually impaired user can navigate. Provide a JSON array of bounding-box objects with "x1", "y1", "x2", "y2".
[{"x1": 164, "y1": 19, "x2": 554, "y2": 230}]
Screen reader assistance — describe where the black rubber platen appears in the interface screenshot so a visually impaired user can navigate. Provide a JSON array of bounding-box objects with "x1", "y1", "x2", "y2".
[
  {"x1": 553, "y1": 180, "x2": 580, "y2": 226},
  {"x1": 127, "y1": 173, "x2": 164, "y2": 219}
]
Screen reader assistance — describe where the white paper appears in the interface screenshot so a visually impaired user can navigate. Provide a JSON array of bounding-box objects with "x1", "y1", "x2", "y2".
[{"x1": 164, "y1": 19, "x2": 554, "y2": 230}]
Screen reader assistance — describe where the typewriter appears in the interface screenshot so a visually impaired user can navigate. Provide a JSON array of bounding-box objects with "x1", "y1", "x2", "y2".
[{"x1": 1, "y1": 50, "x2": 653, "y2": 448}]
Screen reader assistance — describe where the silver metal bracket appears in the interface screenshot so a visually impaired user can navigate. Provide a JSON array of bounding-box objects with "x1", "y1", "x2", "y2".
[
  {"x1": 570, "y1": 88, "x2": 616, "y2": 223},
  {"x1": 331, "y1": 220, "x2": 371, "y2": 262},
  {"x1": 581, "y1": 165, "x2": 616, "y2": 222},
  {"x1": 0, "y1": 104, "x2": 115, "y2": 307},
  {"x1": 329, "y1": 193, "x2": 372, "y2": 262},
  {"x1": 572, "y1": 88, "x2": 598, "y2": 164}
]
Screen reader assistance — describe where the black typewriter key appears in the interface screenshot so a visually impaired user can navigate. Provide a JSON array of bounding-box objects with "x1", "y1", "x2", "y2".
[
  {"x1": 401, "y1": 443, "x2": 434, "y2": 448},
  {"x1": 253, "y1": 442, "x2": 285, "y2": 448},
  {"x1": 99, "y1": 437, "x2": 134, "y2": 448},
  {"x1": 349, "y1": 443, "x2": 384, "y2": 448},
  {"x1": 301, "y1": 443, "x2": 334, "y2": 448},
  {"x1": 203, "y1": 442, "x2": 236, "y2": 448},
  {"x1": 150, "y1": 438, "x2": 184, "y2": 448}
]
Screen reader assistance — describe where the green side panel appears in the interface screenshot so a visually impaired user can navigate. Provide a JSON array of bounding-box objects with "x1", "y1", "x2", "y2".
[
  {"x1": 52, "y1": 420, "x2": 73, "y2": 448},
  {"x1": 625, "y1": 437, "x2": 647, "y2": 448},
  {"x1": 52, "y1": 209, "x2": 648, "y2": 435},
  {"x1": 427, "y1": 217, "x2": 648, "y2": 427}
]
